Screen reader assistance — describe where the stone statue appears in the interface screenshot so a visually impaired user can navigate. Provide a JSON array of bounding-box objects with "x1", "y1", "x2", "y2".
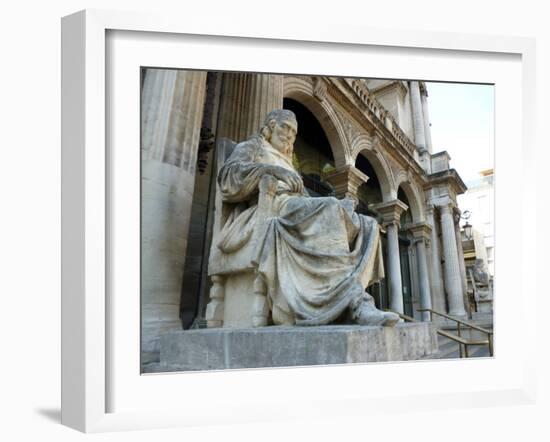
[
  {"x1": 472, "y1": 259, "x2": 490, "y2": 288},
  {"x1": 206, "y1": 109, "x2": 399, "y2": 327}
]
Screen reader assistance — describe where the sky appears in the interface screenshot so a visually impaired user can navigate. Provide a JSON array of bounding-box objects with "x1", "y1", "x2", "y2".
[{"x1": 425, "y1": 82, "x2": 494, "y2": 184}]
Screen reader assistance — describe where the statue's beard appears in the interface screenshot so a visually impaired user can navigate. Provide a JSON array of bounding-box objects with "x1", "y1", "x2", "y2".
[{"x1": 272, "y1": 139, "x2": 292, "y2": 155}]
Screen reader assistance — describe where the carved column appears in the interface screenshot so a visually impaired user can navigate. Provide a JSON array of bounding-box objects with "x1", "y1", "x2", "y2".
[
  {"x1": 410, "y1": 81, "x2": 431, "y2": 173},
  {"x1": 217, "y1": 73, "x2": 284, "y2": 142},
  {"x1": 454, "y1": 209, "x2": 470, "y2": 315},
  {"x1": 438, "y1": 202, "x2": 467, "y2": 316},
  {"x1": 371, "y1": 200, "x2": 409, "y2": 314},
  {"x1": 420, "y1": 87, "x2": 433, "y2": 153},
  {"x1": 426, "y1": 205, "x2": 446, "y2": 315},
  {"x1": 409, "y1": 223, "x2": 433, "y2": 321},
  {"x1": 141, "y1": 69, "x2": 207, "y2": 362},
  {"x1": 410, "y1": 81, "x2": 427, "y2": 152},
  {"x1": 325, "y1": 165, "x2": 369, "y2": 200}
]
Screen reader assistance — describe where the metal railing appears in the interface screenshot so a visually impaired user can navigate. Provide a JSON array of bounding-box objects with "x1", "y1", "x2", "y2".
[{"x1": 386, "y1": 308, "x2": 493, "y2": 358}]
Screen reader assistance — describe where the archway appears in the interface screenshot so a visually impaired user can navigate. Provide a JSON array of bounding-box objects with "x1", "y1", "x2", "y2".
[
  {"x1": 353, "y1": 146, "x2": 395, "y2": 202},
  {"x1": 395, "y1": 172, "x2": 425, "y2": 222},
  {"x1": 284, "y1": 98, "x2": 336, "y2": 196},
  {"x1": 284, "y1": 77, "x2": 349, "y2": 167},
  {"x1": 354, "y1": 152, "x2": 383, "y2": 215},
  {"x1": 354, "y1": 152, "x2": 389, "y2": 310}
]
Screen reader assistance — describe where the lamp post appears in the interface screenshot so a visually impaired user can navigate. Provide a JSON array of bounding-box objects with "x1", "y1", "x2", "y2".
[{"x1": 461, "y1": 210, "x2": 473, "y2": 240}]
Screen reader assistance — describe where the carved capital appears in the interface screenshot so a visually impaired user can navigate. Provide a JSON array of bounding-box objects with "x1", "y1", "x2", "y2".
[
  {"x1": 370, "y1": 199, "x2": 408, "y2": 226},
  {"x1": 325, "y1": 164, "x2": 369, "y2": 199},
  {"x1": 432, "y1": 197, "x2": 454, "y2": 215},
  {"x1": 404, "y1": 221, "x2": 432, "y2": 242}
]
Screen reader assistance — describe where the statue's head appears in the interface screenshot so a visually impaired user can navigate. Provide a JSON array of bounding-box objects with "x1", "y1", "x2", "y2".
[{"x1": 260, "y1": 109, "x2": 298, "y2": 156}]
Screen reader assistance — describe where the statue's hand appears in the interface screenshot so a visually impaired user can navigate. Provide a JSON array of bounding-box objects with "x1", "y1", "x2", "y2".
[{"x1": 265, "y1": 165, "x2": 304, "y2": 194}]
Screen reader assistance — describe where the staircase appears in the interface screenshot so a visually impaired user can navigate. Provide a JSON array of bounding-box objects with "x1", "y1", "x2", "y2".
[
  {"x1": 427, "y1": 328, "x2": 493, "y2": 360},
  {"x1": 387, "y1": 308, "x2": 494, "y2": 360}
]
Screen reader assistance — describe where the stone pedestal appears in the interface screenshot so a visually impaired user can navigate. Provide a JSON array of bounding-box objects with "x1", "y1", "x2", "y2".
[{"x1": 158, "y1": 323, "x2": 438, "y2": 371}]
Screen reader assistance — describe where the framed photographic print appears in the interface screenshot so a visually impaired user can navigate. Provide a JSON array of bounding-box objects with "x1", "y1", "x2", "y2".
[{"x1": 61, "y1": 9, "x2": 537, "y2": 433}]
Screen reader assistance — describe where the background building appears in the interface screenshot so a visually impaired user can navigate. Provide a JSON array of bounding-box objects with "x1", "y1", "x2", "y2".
[
  {"x1": 140, "y1": 70, "x2": 479, "y2": 365},
  {"x1": 458, "y1": 169, "x2": 495, "y2": 276}
]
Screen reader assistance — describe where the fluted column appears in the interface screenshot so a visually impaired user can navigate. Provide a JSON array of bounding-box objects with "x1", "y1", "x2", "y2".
[
  {"x1": 141, "y1": 69, "x2": 207, "y2": 362},
  {"x1": 217, "y1": 73, "x2": 284, "y2": 142},
  {"x1": 410, "y1": 81, "x2": 427, "y2": 152},
  {"x1": 386, "y1": 223, "x2": 404, "y2": 314},
  {"x1": 325, "y1": 165, "x2": 369, "y2": 200},
  {"x1": 420, "y1": 89, "x2": 433, "y2": 153},
  {"x1": 454, "y1": 210, "x2": 470, "y2": 315},
  {"x1": 371, "y1": 200, "x2": 409, "y2": 314},
  {"x1": 426, "y1": 205, "x2": 446, "y2": 315},
  {"x1": 408, "y1": 222, "x2": 433, "y2": 321},
  {"x1": 410, "y1": 81, "x2": 431, "y2": 174},
  {"x1": 439, "y1": 202, "x2": 467, "y2": 316}
]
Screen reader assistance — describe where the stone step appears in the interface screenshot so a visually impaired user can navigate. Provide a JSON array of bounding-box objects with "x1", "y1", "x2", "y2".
[{"x1": 424, "y1": 332, "x2": 492, "y2": 360}]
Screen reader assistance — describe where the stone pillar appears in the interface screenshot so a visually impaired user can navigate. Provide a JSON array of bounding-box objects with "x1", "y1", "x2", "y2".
[
  {"x1": 386, "y1": 223, "x2": 404, "y2": 314},
  {"x1": 426, "y1": 205, "x2": 446, "y2": 315},
  {"x1": 217, "y1": 73, "x2": 284, "y2": 142},
  {"x1": 325, "y1": 165, "x2": 369, "y2": 200},
  {"x1": 141, "y1": 69, "x2": 207, "y2": 363},
  {"x1": 371, "y1": 200, "x2": 409, "y2": 314},
  {"x1": 438, "y1": 202, "x2": 467, "y2": 317},
  {"x1": 410, "y1": 81, "x2": 427, "y2": 152},
  {"x1": 409, "y1": 223, "x2": 433, "y2": 321},
  {"x1": 454, "y1": 210, "x2": 470, "y2": 315},
  {"x1": 410, "y1": 81, "x2": 431, "y2": 174},
  {"x1": 420, "y1": 88, "x2": 433, "y2": 153}
]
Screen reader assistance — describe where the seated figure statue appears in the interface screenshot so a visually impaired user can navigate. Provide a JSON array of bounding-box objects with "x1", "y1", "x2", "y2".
[{"x1": 205, "y1": 109, "x2": 399, "y2": 328}]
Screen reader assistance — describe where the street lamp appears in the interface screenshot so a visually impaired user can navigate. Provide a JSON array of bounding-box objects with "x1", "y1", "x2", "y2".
[{"x1": 461, "y1": 210, "x2": 473, "y2": 240}]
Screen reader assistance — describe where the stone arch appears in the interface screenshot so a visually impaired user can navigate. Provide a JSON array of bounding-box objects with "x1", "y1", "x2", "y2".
[
  {"x1": 284, "y1": 77, "x2": 350, "y2": 168},
  {"x1": 351, "y1": 134, "x2": 396, "y2": 202},
  {"x1": 395, "y1": 170, "x2": 425, "y2": 222}
]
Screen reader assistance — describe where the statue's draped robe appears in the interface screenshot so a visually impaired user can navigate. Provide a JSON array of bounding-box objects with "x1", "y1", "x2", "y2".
[{"x1": 211, "y1": 135, "x2": 384, "y2": 325}]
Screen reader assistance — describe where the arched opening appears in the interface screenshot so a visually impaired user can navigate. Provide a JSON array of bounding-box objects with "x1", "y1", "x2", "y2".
[
  {"x1": 394, "y1": 175, "x2": 424, "y2": 222},
  {"x1": 283, "y1": 98, "x2": 336, "y2": 196},
  {"x1": 353, "y1": 153, "x2": 389, "y2": 310},
  {"x1": 352, "y1": 146, "x2": 395, "y2": 202},
  {"x1": 355, "y1": 152, "x2": 383, "y2": 215},
  {"x1": 284, "y1": 78, "x2": 349, "y2": 167}
]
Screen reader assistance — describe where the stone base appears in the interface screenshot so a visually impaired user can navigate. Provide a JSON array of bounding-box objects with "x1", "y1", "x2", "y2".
[{"x1": 157, "y1": 323, "x2": 438, "y2": 372}]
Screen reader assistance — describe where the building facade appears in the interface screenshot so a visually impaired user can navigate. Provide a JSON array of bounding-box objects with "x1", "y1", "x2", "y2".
[
  {"x1": 140, "y1": 70, "x2": 471, "y2": 365},
  {"x1": 458, "y1": 169, "x2": 495, "y2": 276}
]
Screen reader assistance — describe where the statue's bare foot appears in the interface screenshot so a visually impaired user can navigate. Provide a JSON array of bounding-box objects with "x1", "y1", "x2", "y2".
[{"x1": 350, "y1": 298, "x2": 399, "y2": 326}]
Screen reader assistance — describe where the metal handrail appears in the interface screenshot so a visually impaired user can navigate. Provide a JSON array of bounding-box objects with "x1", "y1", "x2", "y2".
[
  {"x1": 385, "y1": 308, "x2": 493, "y2": 358},
  {"x1": 417, "y1": 308, "x2": 493, "y2": 335},
  {"x1": 417, "y1": 308, "x2": 493, "y2": 358},
  {"x1": 385, "y1": 310, "x2": 417, "y2": 323}
]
